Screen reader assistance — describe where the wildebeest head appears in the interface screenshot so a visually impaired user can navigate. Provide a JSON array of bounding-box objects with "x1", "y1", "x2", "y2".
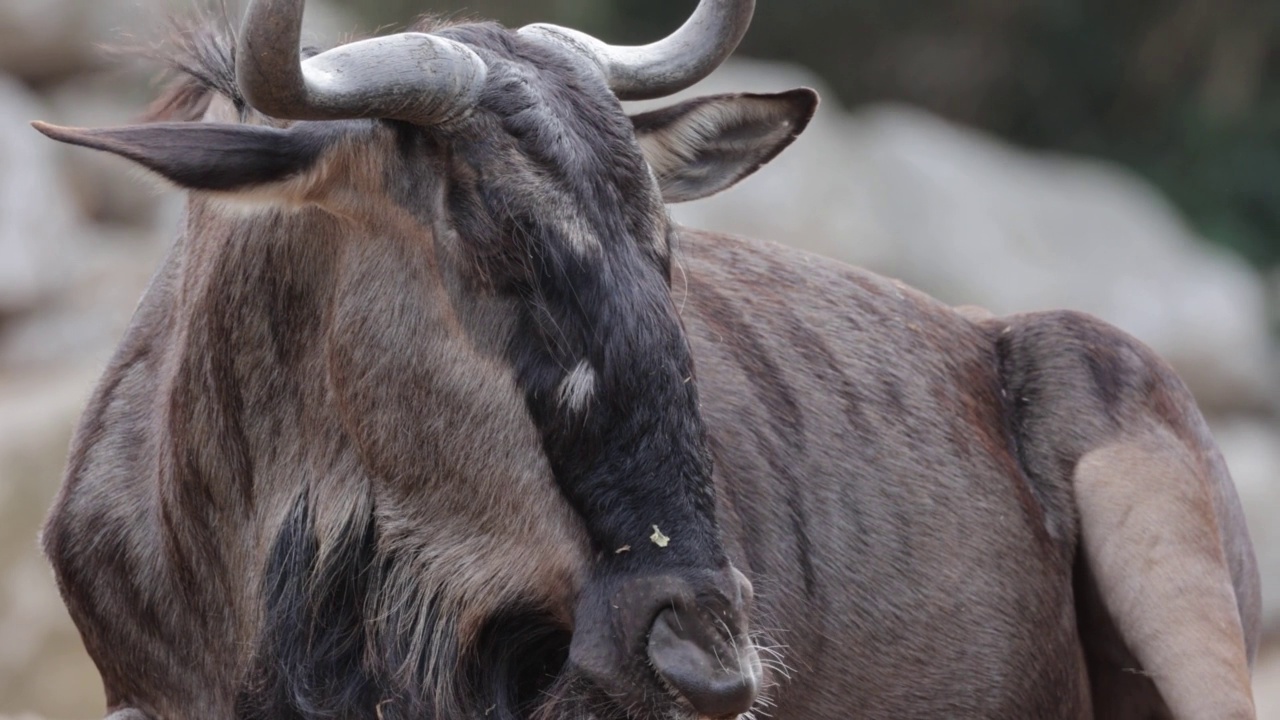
[{"x1": 35, "y1": 1, "x2": 815, "y2": 717}]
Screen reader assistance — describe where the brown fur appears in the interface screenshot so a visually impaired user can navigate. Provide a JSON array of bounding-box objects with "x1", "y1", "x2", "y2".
[
  {"x1": 672, "y1": 233, "x2": 1260, "y2": 718},
  {"x1": 46, "y1": 183, "x2": 594, "y2": 718}
]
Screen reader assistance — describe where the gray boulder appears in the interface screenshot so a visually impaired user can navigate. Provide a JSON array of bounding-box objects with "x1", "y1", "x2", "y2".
[
  {"x1": 1212, "y1": 419, "x2": 1280, "y2": 636},
  {"x1": 0, "y1": 366, "x2": 105, "y2": 720},
  {"x1": 44, "y1": 76, "x2": 168, "y2": 228},
  {"x1": 0, "y1": 74, "x2": 173, "y2": 374},
  {"x1": 0, "y1": 0, "x2": 358, "y2": 83},
  {"x1": 0, "y1": 75, "x2": 85, "y2": 314}
]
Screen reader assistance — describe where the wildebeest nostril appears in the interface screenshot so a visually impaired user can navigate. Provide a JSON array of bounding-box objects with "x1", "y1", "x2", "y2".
[{"x1": 647, "y1": 606, "x2": 760, "y2": 718}]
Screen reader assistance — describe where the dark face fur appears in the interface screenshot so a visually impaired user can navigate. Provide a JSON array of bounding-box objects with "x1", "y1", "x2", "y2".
[
  {"x1": 35, "y1": 15, "x2": 816, "y2": 720},
  {"x1": 427, "y1": 25, "x2": 754, "y2": 717},
  {"x1": 442, "y1": 24, "x2": 722, "y2": 566}
]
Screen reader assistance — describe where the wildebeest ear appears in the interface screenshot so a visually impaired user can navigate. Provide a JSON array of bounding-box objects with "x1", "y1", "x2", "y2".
[
  {"x1": 630, "y1": 88, "x2": 818, "y2": 203},
  {"x1": 30, "y1": 121, "x2": 329, "y2": 193}
]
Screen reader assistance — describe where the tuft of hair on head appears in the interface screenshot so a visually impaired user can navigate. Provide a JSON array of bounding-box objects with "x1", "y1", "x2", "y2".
[{"x1": 96, "y1": 4, "x2": 244, "y2": 123}]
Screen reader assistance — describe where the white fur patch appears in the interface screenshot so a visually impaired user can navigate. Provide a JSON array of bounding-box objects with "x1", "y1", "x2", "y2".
[
  {"x1": 557, "y1": 360, "x2": 596, "y2": 412},
  {"x1": 558, "y1": 211, "x2": 603, "y2": 256}
]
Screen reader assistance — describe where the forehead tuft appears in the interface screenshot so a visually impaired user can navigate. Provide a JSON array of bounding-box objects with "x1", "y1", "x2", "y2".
[{"x1": 144, "y1": 14, "x2": 471, "y2": 121}]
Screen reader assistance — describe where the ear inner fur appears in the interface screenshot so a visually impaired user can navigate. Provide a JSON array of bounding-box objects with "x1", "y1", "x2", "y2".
[{"x1": 630, "y1": 88, "x2": 818, "y2": 203}]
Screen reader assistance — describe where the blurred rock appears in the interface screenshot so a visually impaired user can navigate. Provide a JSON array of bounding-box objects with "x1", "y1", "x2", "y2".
[
  {"x1": 1270, "y1": 267, "x2": 1280, "y2": 329},
  {"x1": 0, "y1": 0, "x2": 177, "y2": 83},
  {"x1": 1259, "y1": 647, "x2": 1280, "y2": 720},
  {"x1": 44, "y1": 76, "x2": 170, "y2": 227},
  {"x1": 665, "y1": 60, "x2": 1278, "y2": 415},
  {"x1": 0, "y1": 75, "x2": 174, "y2": 375},
  {"x1": 1213, "y1": 419, "x2": 1280, "y2": 636},
  {"x1": 0, "y1": 224, "x2": 168, "y2": 374},
  {"x1": 0, "y1": 75, "x2": 86, "y2": 315},
  {"x1": 0, "y1": 0, "x2": 360, "y2": 85},
  {"x1": 0, "y1": 365, "x2": 105, "y2": 719},
  {"x1": 855, "y1": 105, "x2": 1275, "y2": 416}
]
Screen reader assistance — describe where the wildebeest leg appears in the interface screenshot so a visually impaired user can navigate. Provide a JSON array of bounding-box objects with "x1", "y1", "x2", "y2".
[
  {"x1": 997, "y1": 310, "x2": 1260, "y2": 719},
  {"x1": 1075, "y1": 437, "x2": 1255, "y2": 719}
]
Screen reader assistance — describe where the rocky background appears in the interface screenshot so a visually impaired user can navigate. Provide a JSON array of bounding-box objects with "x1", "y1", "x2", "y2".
[{"x1": 0, "y1": 0, "x2": 1276, "y2": 717}]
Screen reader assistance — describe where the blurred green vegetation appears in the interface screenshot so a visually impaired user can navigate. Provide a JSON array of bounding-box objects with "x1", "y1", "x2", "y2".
[{"x1": 362, "y1": 0, "x2": 1278, "y2": 266}]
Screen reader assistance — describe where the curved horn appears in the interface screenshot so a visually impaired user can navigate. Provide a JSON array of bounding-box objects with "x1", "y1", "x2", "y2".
[
  {"x1": 237, "y1": 0, "x2": 487, "y2": 124},
  {"x1": 521, "y1": 0, "x2": 754, "y2": 101}
]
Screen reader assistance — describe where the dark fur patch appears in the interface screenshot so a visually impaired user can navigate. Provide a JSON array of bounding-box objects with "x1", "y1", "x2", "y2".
[
  {"x1": 466, "y1": 609, "x2": 572, "y2": 717},
  {"x1": 237, "y1": 500, "x2": 574, "y2": 720},
  {"x1": 994, "y1": 323, "x2": 1081, "y2": 551},
  {"x1": 236, "y1": 496, "x2": 380, "y2": 720}
]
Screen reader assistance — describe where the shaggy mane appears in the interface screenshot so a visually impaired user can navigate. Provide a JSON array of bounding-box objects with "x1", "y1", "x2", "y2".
[{"x1": 141, "y1": 10, "x2": 463, "y2": 122}]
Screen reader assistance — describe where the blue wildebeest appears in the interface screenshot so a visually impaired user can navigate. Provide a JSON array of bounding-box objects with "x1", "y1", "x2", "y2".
[{"x1": 33, "y1": 0, "x2": 1261, "y2": 718}]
